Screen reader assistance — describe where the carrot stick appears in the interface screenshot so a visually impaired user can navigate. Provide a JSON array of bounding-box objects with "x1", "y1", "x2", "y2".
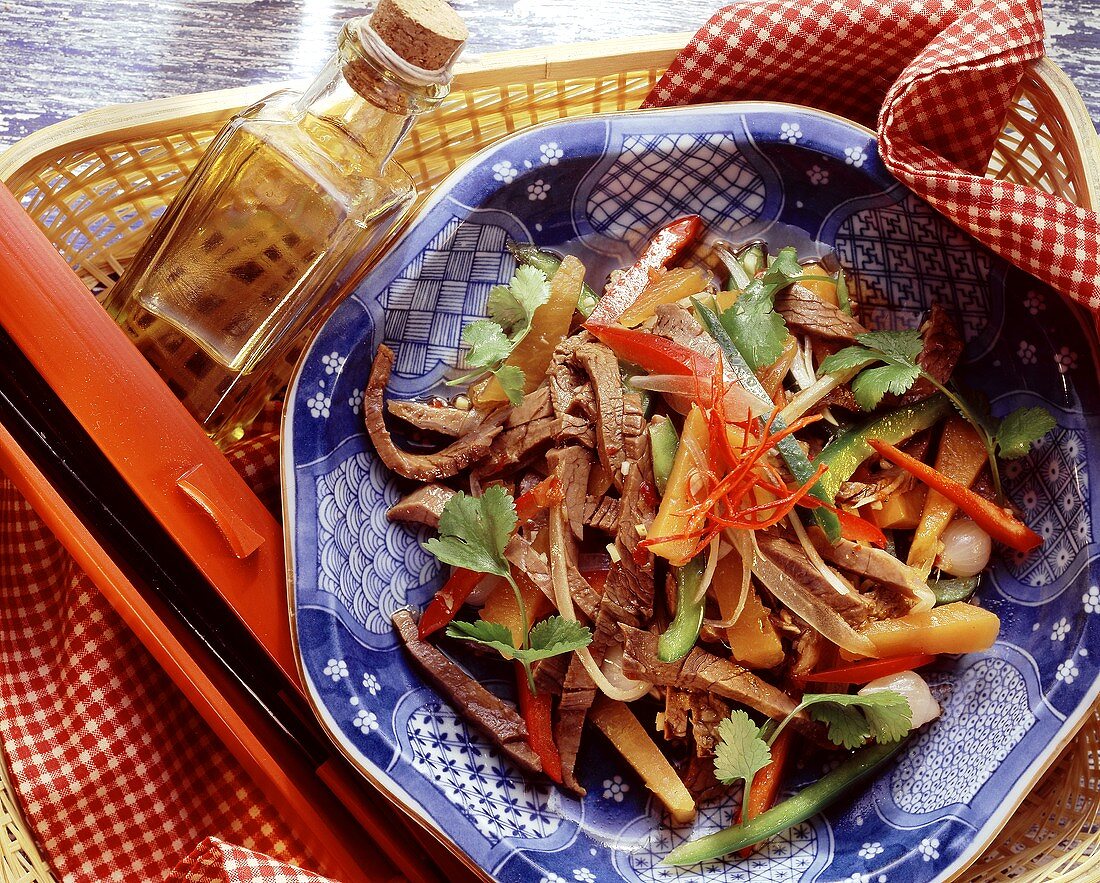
[
  {"x1": 737, "y1": 729, "x2": 794, "y2": 857},
  {"x1": 867, "y1": 439, "x2": 1041, "y2": 553}
]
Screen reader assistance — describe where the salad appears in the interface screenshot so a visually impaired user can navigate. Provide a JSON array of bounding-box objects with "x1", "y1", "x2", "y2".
[{"x1": 365, "y1": 216, "x2": 1054, "y2": 863}]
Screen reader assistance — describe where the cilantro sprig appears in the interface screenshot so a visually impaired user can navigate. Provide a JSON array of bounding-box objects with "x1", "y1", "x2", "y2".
[
  {"x1": 820, "y1": 330, "x2": 1056, "y2": 500},
  {"x1": 446, "y1": 265, "x2": 551, "y2": 404},
  {"x1": 713, "y1": 710, "x2": 773, "y2": 810},
  {"x1": 716, "y1": 246, "x2": 803, "y2": 371},
  {"x1": 713, "y1": 690, "x2": 912, "y2": 785},
  {"x1": 423, "y1": 487, "x2": 592, "y2": 690}
]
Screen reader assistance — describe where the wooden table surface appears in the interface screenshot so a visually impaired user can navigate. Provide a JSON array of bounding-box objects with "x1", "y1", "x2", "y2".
[{"x1": 0, "y1": 0, "x2": 1097, "y2": 150}]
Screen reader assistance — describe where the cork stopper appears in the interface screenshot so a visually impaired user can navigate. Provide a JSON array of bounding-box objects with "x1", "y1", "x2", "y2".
[{"x1": 369, "y1": 0, "x2": 468, "y2": 72}]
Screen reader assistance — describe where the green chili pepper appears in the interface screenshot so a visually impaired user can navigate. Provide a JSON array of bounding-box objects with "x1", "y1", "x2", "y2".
[
  {"x1": 929, "y1": 575, "x2": 979, "y2": 606},
  {"x1": 693, "y1": 299, "x2": 841, "y2": 541},
  {"x1": 657, "y1": 555, "x2": 706, "y2": 662},
  {"x1": 507, "y1": 242, "x2": 599, "y2": 317},
  {"x1": 664, "y1": 739, "x2": 906, "y2": 865},
  {"x1": 649, "y1": 417, "x2": 680, "y2": 497}
]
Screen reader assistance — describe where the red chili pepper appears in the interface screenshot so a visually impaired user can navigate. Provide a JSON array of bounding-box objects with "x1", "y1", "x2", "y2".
[
  {"x1": 515, "y1": 475, "x2": 563, "y2": 523},
  {"x1": 587, "y1": 323, "x2": 716, "y2": 378},
  {"x1": 868, "y1": 439, "x2": 1043, "y2": 553},
  {"x1": 417, "y1": 568, "x2": 484, "y2": 639},
  {"x1": 802, "y1": 653, "x2": 939, "y2": 685},
  {"x1": 515, "y1": 661, "x2": 563, "y2": 783},
  {"x1": 585, "y1": 215, "x2": 703, "y2": 325},
  {"x1": 836, "y1": 510, "x2": 888, "y2": 549},
  {"x1": 736, "y1": 728, "x2": 794, "y2": 857}
]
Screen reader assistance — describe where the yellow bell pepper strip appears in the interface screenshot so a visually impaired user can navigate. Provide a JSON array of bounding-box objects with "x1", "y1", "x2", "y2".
[
  {"x1": 665, "y1": 740, "x2": 904, "y2": 865},
  {"x1": 907, "y1": 417, "x2": 989, "y2": 572},
  {"x1": 474, "y1": 255, "x2": 585, "y2": 405},
  {"x1": 812, "y1": 395, "x2": 952, "y2": 539},
  {"x1": 853, "y1": 601, "x2": 1000, "y2": 659},
  {"x1": 647, "y1": 406, "x2": 709, "y2": 566},
  {"x1": 692, "y1": 299, "x2": 841, "y2": 541},
  {"x1": 619, "y1": 267, "x2": 710, "y2": 327},
  {"x1": 868, "y1": 438, "x2": 1041, "y2": 553},
  {"x1": 507, "y1": 242, "x2": 599, "y2": 317},
  {"x1": 586, "y1": 215, "x2": 702, "y2": 326},
  {"x1": 590, "y1": 694, "x2": 696, "y2": 824},
  {"x1": 657, "y1": 554, "x2": 706, "y2": 662}
]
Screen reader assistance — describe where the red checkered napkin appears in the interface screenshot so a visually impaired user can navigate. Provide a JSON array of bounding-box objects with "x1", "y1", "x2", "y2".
[
  {"x1": 170, "y1": 838, "x2": 336, "y2": 883},
  {"x1": 644, "y1": 0, "x2": 1100, "y2": 311}
]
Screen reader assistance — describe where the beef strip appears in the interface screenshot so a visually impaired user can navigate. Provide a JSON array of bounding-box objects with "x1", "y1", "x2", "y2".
[
  {"x1": 622, "y1": 392, "x2": 648, "y2": 460},
  {"x1": 386, "y1": 399, "x2": 483, "y2": 437},
  {"x1": 653, "y1": 304, "x2": 720, "y2": 359},
  {"x1": 533, "y1": 653, "x2": 571, "y2": 695},
  {"x1": 774, "y1": 284, "x2": 868, "y2": 342},
  {"x1": 507, "y1": 384, "x2": 553, "y2": 427},
  {"x1": 555, "y1": 654, "x2": 596, "y2": 794},
  {"x1": 619, "y1": 625, "x2": 817, "y2": 734},
  {"x1": 574, "y1": 342, "x2": 629, "y2": 488},
  {"x1": 756, "y1": 533, "x2": 872, "y2": 627},
  {"x1": 689, "y1": 692, "x2": 732, "y2": 757},
  {"x1": 902, "y1": 305, "x2": 964, "y2": 404},
  {"x1": 365, "y1": 345, "x2": 502, "y2": 481},
  {"x1": 392, "y1": 609, "x2": 542, "y2": 775},
  {"x1": 788, "y1": 624, "x2": 826, "y2": 680},
  {"x1": 682, "y1": 752, "x2": 725, "y2": 802},
  {"x1": 548, "y1": 446, "x2": 592, "y2": 540},
  {"x1": 662, "y1": 688, "x2": 692, "y2": 741},
  {"x1": 809, "y1": 531, "x2": 935, "y2": 613},
  {"x1": 584, "y1": 495, "x2": 622, "y2": 533},
  {"x1": 386, "y1": 483, "x2": 456, "y2": 529},
  {"x1": 504, "y1": 534, "x2": 600, "y2": 622},
  {"x1": 479, "y1": 415, "x2": 561, "y2": 476}
]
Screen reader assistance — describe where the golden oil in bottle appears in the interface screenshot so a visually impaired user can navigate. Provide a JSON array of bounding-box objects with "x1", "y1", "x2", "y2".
[{"x1": 105, "y1": 0, "x2": 467, "y2": 443}]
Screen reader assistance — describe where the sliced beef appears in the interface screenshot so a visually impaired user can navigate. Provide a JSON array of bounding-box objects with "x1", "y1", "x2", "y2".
[
  {"x1": 386, "y1": 399, "x2": 483, "y2": 437},
  {"x1": 619, "y1": 625, "x2": 811, "y2": 730},
  {"x1": 622, "y1": 392, "x2": 648, "y2": 460},
  {"x1": 555, "y1": 654, "x2": 596, "y2": 794},
  {"x1": 653, "y1": 304, "x2": 720, "y2": 359},
  {"x1": 548, "y1": 446, "x2": 592, "y2": 540},
  {"x1": 504, "y1": 535, "x2": 600, "y2": 622},
  {"x1": 788, "y1": 624, "x2": 826, "y2": 681},
  {"x1": 584, "y1": 495, "x2": 622, "y2": 533},
  {"x1": 689, "y1": 692, "x2": 732, "y2": 757},
  {"x1": 756, "y1": 533, "x2": 871, "y2": 627},
  {"x1": 365, "y1": 345, "x2": 502, "y2": 481},
  {"x1": 533, "y1": 653, "x2": 571, "y2": 695},
  {"x1": 682, "y1": 752, "x2": 724, "y2": 802},
  {"x1": 392, "y1": 608, "x2": 542, "y2": 775},
  {"x1": 774, "y1": 284, "x2": 868, "y2": 342},
  {"x1": 902, "y1": 305, "x2": 963, "y2": 403},
  {"x1": 479, "y1": 416, "x2": 560, "y2": 476},
  {"x1": 507, "y1": 384, "x2": 553, "y2": 427},
  {"x1": 549, "y1": 333, "x2": 594, "y2": 417},
  {"x1": 574, "y1": 342, "x2": 629, "y2": 488},
  {"x1": 662, "y1": 688, "x2": 692, "y2": 741},
  {"x1": 810, "y1": 532, "x2": 935, "y2": 613},
  {"x1": 386, "y1": 483, "x2": 456, "y2": 529}
]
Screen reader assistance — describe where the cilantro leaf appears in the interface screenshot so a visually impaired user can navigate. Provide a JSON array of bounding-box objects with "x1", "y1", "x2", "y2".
[
  {"x1": 445, "y1": 615, "x2": 592, "y2": 667},
  {"x1": 515, "y1": 615, "x2": 592, "y2": 663},
  {"x1": 763, "y1": 246, "x2": 802, "y2": 282},
  {"x1": 487, "y1": 264, "x2": 550, "y2": 337},
  {"x1": 423, "y1": 487, "x2": 516, "y2": 579},
  {"x1": 850, "y1": 362, "x2": 922, "y2": 410},
  {"x1": 856, "y1": 329, "x2": 923, "y2": 363},
  {"x1": 462, "y1": 320, "x2": 512, "y2": 369},
  {"x1": 819, "y1": 344, "x2": 885, "y2": 376},
  {"x1": 445, "y1": 619, "x2": 517, "y2": 657},
  {"x1": 713, "y1": 710, "x2": 773, "y2": 810},
  {"x1": 720, "y1": 288, "x2": 789, "y2": 371},
  {"x1": 802, "y1": 691, "x2": 913, "y2": 748},
  {"x1": 493, "y1": 364, "x2": 527, "y2": 406},
  {"x1": 996, "y1": 406, "x2": 1056, "y2": 459}
]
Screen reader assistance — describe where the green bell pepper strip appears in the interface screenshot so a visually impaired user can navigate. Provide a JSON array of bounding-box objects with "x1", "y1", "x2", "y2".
[
  {"x1": 929, "y1": 575, "x2": 979, "y2": 606},
  {"x1": 657, "y1": 555, "x2": 706, "y2": 663},
  {"x1": 649, "y1": 417, "x2": 680, "y2": 497},
  {"x1": 812, "y1": 394, "x2": 952, "y2": 536},
  {"x1": 693, "y1": 299, "x2": 841, "y2": 541},
  {"x1": 663, "y1": 739, "x2": 906, "y2": 865},
  {"x1": 507, "y1": 242, "x2": 599, "y2": 317}
]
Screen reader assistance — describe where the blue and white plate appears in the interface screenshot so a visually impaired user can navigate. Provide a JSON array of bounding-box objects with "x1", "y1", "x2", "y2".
[{"x1": 282, "y1": 103, "x2": 1100, "y2": 883}]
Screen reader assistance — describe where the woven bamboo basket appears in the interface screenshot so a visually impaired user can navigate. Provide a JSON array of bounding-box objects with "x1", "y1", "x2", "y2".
[{"x1": 0, "y1": 32, "x2": 1098, "y2": 883}]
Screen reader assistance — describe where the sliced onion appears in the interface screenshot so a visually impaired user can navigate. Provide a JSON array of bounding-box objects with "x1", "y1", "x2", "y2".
[
  {"x1": 601, "y1": 643, "x2": 653, "y2": 701},
  {"x1": 788, "y1": 336, "x2": 816, "y2": 391},
  {"x1": 938, "y1": 518, "x2": 992, "y2": 578},
  {"x1": 691, "y1": 536, "x2": 721, "y2": 605},
  {"x1": 860, "y1": 671, "x2": 941, "y2": 729},
  {"x1": 787, "y1": 509, "x2": 856, "y2": 598},
  {"x1": 750, "y1": 532, "x2": 877, "y2": 657},
  {"x1": 549, "y1": 504, "x2": 653, "y2": 701}
]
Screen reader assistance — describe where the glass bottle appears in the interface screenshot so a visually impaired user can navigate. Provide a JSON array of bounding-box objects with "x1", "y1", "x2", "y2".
[{"x1": 105, "y1": 0, "x2": 467, "y2": 443}]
